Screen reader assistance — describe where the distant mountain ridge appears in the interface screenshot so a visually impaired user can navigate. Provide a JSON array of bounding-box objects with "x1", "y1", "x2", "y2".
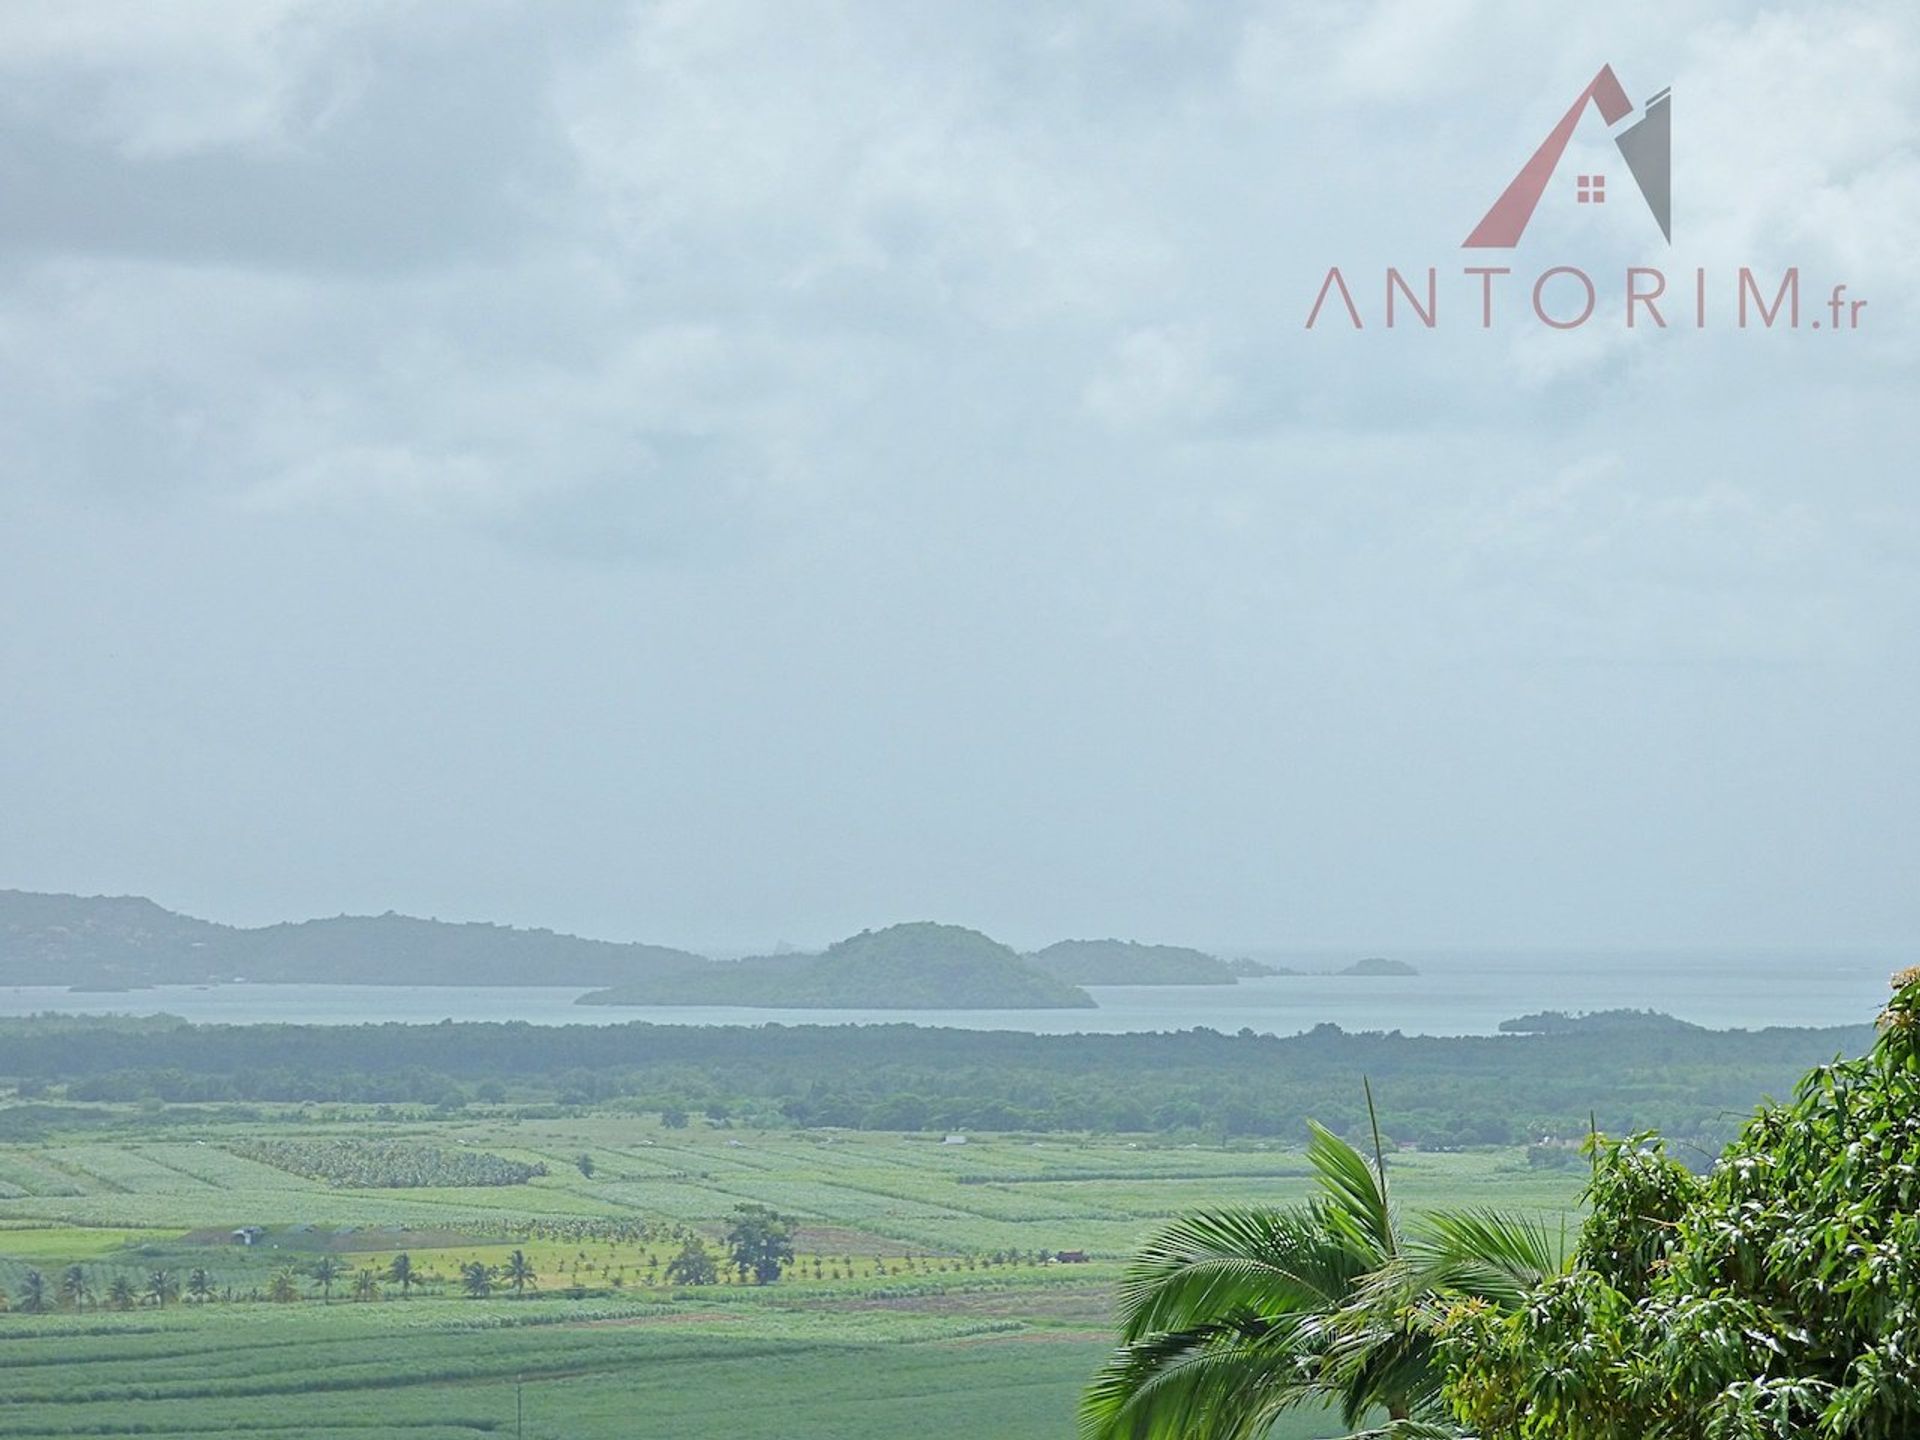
[
  {"x1": 0, "y1": 891, "x2": 231, "y2": 986},
  {"x1": 579, "y1": 922, "x2": 1094, "y2": 1010},
  {"x1": 6, "y1": 890, "x2": 1297, "y2": 1006},
  {"x1": 0, "y1": 889, "x2": 705, "y2": 988}
]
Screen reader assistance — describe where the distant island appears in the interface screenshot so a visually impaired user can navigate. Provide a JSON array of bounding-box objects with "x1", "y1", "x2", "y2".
[
  {"x1": 1338, "y1": 957, "x2": 1418, "y2": 977},
  {"x1": 1226, "y1": 957, "x2": 1292, "y2": 977},
  {"x1": 1498, "y1": 1008, "x2": 1702, "y2": 1035},
  {"x1": 579, "y1": 922, "x2": 1094, "y2": 1010},
  {"x1": 1027, "y1": 939, "x2": 1245, "y2": 986},
  {"x1": 0, "y1": 889, "x2": 705, "y2": 989},
  {"x1": 3, "y1": 887, "x2": 1289, "y2": 1003}
]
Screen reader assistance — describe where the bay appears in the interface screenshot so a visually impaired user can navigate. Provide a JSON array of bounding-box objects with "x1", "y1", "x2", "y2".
[{"x1": 0, "y1": 948, "x2": 1897, "y2": 1035}]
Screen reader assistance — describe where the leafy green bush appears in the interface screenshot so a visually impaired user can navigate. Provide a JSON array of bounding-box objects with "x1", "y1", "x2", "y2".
[{"x1": 1444, "y1": 971, "x2": 1920, "y2": 1440}]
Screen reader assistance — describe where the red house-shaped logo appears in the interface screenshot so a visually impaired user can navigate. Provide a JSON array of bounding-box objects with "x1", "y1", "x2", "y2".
[{"x1": 1464, "y1": 65, "x2": 1671, "y2": 248}]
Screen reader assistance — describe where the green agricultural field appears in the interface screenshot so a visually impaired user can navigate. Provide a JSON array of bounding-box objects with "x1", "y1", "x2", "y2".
[{"x1": 0, "y1": 1106, "x2": 1584, "y2": 1438}]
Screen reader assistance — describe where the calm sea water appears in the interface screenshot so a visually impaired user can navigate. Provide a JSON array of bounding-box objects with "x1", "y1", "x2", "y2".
[{"x1": 1, "y1": 949, "x2": 1898, "y2": 1035}]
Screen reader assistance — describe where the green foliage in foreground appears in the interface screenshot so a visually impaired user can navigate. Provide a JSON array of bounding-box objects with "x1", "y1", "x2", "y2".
[
  {"x1": 1083, "y1": 1110, "x2": 1560, "y2": 1439},
  {"x1": 1087, "y1": 979, "x2": 1920, "y2": 1439},
  {"x1": 1443, "y1": 974, "x2": 1920, "y2": 1440}
]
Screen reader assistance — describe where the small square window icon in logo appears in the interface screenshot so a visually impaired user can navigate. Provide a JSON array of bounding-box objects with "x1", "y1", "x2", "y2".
[{"x1": 1576, "y1": 174, "x2": 1605, "y2": 204}]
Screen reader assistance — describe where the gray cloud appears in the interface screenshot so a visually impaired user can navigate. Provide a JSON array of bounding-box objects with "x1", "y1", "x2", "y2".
[{"x1": 0, "y1": 0, "x2": 1915, "y2": 953}]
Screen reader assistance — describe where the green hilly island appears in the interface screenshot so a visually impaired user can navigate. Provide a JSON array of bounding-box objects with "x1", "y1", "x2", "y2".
[
  {"x1": 579, "y1": 922, "x2": 1094, "y2": 1009},
  {"x1": 1028, "y1": 938, "x2": 1246, "y2": 985},
  {"x1": 0, "y1": 889, "x2": 705, "y2": 989},
  {"x1": 11, "y1": 892, "x2": 1252, "y2": 1007}
]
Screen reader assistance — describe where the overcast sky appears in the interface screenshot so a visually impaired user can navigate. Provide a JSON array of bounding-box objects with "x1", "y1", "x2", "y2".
[{"x1": 1, "y1": 0, "x2": 1915, "y2": 954}]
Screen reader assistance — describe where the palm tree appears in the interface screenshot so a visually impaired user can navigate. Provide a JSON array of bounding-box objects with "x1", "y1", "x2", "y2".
[
  {"x1": 17, "y1": 1269, "x2": 48, "y2": 1314},
  {"x1": 352, "y1": 1267, "x2": 381, "y2": 1302},
  {"x1": 145, "y1": 1270, "x2": 180, "y2": 1309},
  {"x1": 309, "y1": 1255, "x2": 343, "y2": 1303},
  {"x1": 268, "y1": 1269, "x2": 300, "y2": 1303},
  {"x1": 460, "y1": 1261, "x2": 494, "y2": 1299},
  {"x1": 503, "y1": 1249, "x2": 538, "y2": 1296},
  {"x1": 107, "y1": 1276, "x2": 137, "y2": 1311},
  {"x1": 386, "y1": 1252, "x2": 416, "y2": 1299},
  {"x1": 61, "y1": 1265, "x2": 92, "y2": 1311},
  {"x1": 186, "y1": 1268, "x2": 215, "y2": 1304},
  {"x1": 1082, "y1": 1105, "x2": 1558, "y2": 1440}
]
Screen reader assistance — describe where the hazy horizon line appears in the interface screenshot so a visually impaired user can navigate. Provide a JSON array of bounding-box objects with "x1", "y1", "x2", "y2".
[{"x1": 8, "y1": 884, "x2": 1908, "y2": 965}]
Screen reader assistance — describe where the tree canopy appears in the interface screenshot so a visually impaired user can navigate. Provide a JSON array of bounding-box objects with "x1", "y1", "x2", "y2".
[
  {"x1": 7, "y1": 1010, "x2": 1871, "y2": 1155},
  {"x1": 1444, "y1": 970, "x2": 1920, "y2": 1440},
  {"x1": 665, "y1": 1237, "x2": 719, "y2": 1286},
  {"x1": 724, "y1": 1204, "x2": 795, "y2": 1285}
]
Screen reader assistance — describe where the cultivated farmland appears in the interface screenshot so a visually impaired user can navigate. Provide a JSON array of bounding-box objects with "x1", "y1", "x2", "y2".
[{"x1": 0, "y1": 1106, "x2": 1583, "y2": 1438}]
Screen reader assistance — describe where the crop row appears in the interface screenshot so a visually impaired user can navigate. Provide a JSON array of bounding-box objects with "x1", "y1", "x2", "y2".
[{"x1": 226, "y1": 1140, "x2": 547, "y2": 1190}]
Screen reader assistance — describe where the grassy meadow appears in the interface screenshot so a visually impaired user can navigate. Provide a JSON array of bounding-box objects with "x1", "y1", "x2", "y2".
[{"x1": 0, "y1": 1109, "x2": 1584, "y2": 1438}]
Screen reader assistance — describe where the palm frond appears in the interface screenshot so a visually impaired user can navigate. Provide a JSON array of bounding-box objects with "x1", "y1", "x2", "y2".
[
  {"x1": 1081, "y1": 1319, "x2": 1327, "y2": 1440},
  {"x1": 1409, "y1": 1208, "x2": 1563, "y2": 1307},
  {"x1": 1115, "y1": 1204, "x2": 1370, "y2": 1341},
  {"x1": 1330, "y1": 1316, "x2": 1445, "y2": 1429},
  {"x1": 1307, "y1": 1121, "x2": 1396, "y2": 1259},
  {"x1": 1085, "y1": 1098, "x2": 1549, "y2": 1440},
  {"x1": 1343, "y1": 1421, "x2": 1471, "y2": 1440}
]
